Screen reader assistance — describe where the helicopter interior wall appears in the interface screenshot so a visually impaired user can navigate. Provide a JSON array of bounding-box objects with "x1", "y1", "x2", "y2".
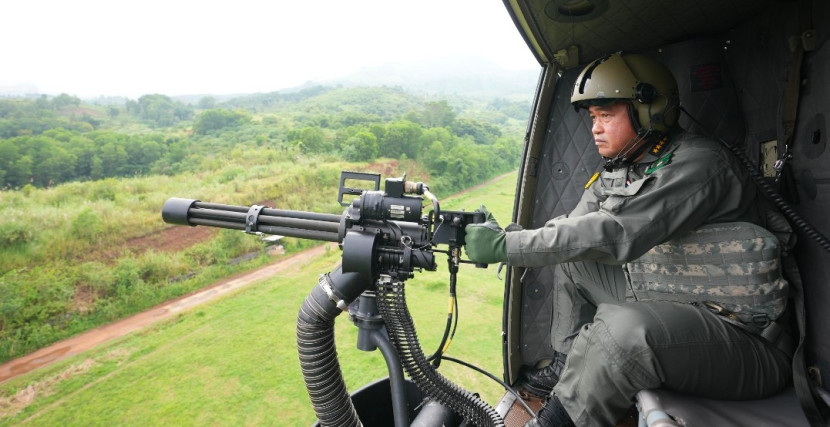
[
  {"x1": 726, "y1": 0, "x2": 830, "y2": 391},
  {"x1": 517, "y1": 0, "x2": 830, "y2": 397}
]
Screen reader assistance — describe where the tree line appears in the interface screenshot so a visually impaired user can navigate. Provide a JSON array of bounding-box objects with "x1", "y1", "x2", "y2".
[
  {"x1": 0, "y1": 129, "x2": 172, "y2": 188},
  {"x1": 0, "y1": 88, "x2": 528, "y2": 192}
]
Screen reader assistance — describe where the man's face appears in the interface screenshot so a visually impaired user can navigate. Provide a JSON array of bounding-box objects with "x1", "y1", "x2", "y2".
[{"x1": 588, "y1": 102, "x2": 639, "y2": 158}]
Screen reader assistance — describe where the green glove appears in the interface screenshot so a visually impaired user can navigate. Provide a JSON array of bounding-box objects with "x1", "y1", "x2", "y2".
[{"x1": 464, "y1": 205, "x2": 507, "y2": 264}]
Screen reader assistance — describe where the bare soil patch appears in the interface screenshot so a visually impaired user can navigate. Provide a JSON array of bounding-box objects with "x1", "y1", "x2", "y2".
[
  {"x1": 0, "y1": 359, "x2": 95, "y2": 418},
  {"x1": 85, "y1": 226, "x2": 216, "y2": 264},
  {"x1": 125, "y1": 225, "x2": 216, "y2": 254},
  {"x1": 365, "y1": 160, "x2": 401, "y2": 177}
]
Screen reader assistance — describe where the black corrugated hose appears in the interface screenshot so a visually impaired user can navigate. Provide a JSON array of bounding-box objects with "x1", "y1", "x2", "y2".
[
  {"x1": 377, "y1": 279, "x2": 504, "y2": 427},
  {"x1": 297, "y1": 272, "x2": 362, "y2": 427},
  {"x1": 298, "y1": 268, "x2": 503, "y2": 426}
]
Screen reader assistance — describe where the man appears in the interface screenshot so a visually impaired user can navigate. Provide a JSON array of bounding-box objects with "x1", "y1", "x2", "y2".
[{"x1": 464, "y1": 52, "x2": 792, "y2": 426}]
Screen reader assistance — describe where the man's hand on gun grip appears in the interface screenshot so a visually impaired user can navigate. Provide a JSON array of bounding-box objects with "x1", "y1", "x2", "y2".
[{"x1": 464, "y1": 205, "x2": 508, "y2": 264}]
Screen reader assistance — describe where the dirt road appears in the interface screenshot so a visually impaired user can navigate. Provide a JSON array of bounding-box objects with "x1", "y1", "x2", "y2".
[{"x1": 0, "y1": 244, "x2": 331, "y2": 384}]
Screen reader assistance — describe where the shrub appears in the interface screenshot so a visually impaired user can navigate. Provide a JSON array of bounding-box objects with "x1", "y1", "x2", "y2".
[
  {"x1": 114, "y1": 258, "x2": 144, "y2": 297},
  {"x1": 135, "y1": 251, "x2": 187, "y2": 284},
  {"x1": 0, "y1": 221, "x2": 33, "y2": 247},
  {"x1": 70, "y1": 208, "x2": 104, "y2": 242}
]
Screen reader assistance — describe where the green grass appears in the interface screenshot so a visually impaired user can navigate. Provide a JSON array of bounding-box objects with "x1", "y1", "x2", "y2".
[
  {"x1": 0, "y1": 172, "x2": 518, "y2": 426},
  {"x1": 0, "y1": 156, "x2": 419, "y2": 363}
]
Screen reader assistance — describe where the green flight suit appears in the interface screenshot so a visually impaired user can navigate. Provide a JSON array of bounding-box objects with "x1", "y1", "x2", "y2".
[{"x1": 504, "y1": 132, "x2": 792, "y2": 426}]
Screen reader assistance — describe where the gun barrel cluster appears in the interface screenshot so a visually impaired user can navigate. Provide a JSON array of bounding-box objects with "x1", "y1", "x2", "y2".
[{"x1": 162, "y1": 198, "x2": 342, "y2": 242}]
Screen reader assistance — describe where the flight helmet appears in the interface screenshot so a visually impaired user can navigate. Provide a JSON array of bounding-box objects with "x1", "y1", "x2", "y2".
[{"x1": 571, "y1": 52, "x2": 680, "y2": 135}]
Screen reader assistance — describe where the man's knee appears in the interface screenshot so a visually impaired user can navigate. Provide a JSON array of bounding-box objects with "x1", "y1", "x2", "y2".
[
  {"x1": 592, "y1": 303, "x2": 661, "y2": 357},
  {"x1": 555, "y1": 303, "x2": 666, "y2": 424}
]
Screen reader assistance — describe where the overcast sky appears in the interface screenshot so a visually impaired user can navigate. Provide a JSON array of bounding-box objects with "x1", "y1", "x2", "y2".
[{"x1": 2, "y1": 0, "x2": 540, "y2": 98}]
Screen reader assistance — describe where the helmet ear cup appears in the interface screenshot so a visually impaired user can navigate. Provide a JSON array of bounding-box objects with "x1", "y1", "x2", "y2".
[
  {"x1": 634, "y1": 82, "x2": 662, "y2": 131},
  {"x1": 635, "y1": 82, "x2": 658, "y2": 104},
  {"x1": 626, "y1": 102, "x2": 646, "y2": 135}
]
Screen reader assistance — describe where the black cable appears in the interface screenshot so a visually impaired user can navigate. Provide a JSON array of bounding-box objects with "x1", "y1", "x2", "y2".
[
  {"x1": 429, "y1": 252, "x2": 463, "y2": 367},
  {"x1": 450, "y1": 293, "x2": 460, "y2": 348},
  {"x1": 440, "y1": 355, "x2": 538, "y2": 421},
  {"x1": 429, "y1": 273, "x2": 457, "y2": 367},
  {"x1": 680, "y1": 106, "x2": 830, "y2": 253},
  {"x1": 428, "y1": 294, "x2": 460, "y2": 369},
  {"x1": 422, "y1": 278, "x2": 536, "y2": 420},
  {"x1": 377, "y1": 280, "x2": 504, "y2": 427}
]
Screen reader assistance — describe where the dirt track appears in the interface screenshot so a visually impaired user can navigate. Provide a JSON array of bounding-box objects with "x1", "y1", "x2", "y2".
[{"x1": 0, "y1": 244, "x2": 331, "y2": 384}]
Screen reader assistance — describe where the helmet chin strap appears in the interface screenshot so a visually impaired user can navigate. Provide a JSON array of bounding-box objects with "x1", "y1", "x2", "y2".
[{"x1": 603, "y1": 129, "x2": 658, "y2": 171}]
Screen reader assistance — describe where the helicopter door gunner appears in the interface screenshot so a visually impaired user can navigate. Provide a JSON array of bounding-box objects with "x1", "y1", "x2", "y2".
[{"x1": 464, "y1": 52, "x2": 793, "y2": 426}]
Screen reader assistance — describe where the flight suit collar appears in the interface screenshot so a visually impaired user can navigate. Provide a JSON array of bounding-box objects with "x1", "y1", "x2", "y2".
[
  {"x1": 637, "y1": 128, "x2": 683, "y2": 164},
  {"x1": 625, "y1": 130, "x2": 683, "y2": 178}
]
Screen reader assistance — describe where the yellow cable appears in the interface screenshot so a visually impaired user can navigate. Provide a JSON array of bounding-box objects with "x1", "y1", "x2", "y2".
[{"x1": 441, "y1": 296, "x2": 456, "y2": 353}]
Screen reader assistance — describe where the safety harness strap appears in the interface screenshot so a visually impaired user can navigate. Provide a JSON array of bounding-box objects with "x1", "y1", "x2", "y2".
[{"x1": 785, "y1": 251, "x2": 830, "y2": 426}]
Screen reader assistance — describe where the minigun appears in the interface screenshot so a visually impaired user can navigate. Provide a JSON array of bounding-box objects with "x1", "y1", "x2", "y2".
[
  {"x1": 162, "y1": 171, "x2": 484, "y2": 283},
  {"x1": 161, "y1": 171, "x2": 507, "y2": 427}
]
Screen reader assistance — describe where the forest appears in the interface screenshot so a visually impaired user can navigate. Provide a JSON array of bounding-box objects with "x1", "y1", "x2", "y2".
[
  {"x1": 0, "y1": 85, "x2": 530, "y2": 363},
  {"x1": 0, "y1": 87, "x2": 527, "y2": 193}
]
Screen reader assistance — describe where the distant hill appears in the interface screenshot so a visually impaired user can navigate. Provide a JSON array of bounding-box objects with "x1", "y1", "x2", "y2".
[
  {"x1": 174, "y1": 56, "x2": 538, "y2": 105},
  {"x1": 0, "y1": 83, "x2": 40, "y2": 97},
  {"x1": 221, "y1": 86, "x2": 423, "y2": 118},
  {"x1": 325, "y1": 56, "x2": 539, "y2": 100},
  {"x1": 1, "y1": 56, "x2": 539, "y2": 105}
]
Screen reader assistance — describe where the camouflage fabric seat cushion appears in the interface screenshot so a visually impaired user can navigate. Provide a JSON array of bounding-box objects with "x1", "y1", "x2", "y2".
[{"x1": 625, "y1": 222, "x2": 789, "y2": 323}]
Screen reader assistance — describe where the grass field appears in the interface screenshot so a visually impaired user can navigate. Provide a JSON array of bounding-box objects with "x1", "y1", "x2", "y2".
[{"x1": 0, "y1": 171, "x2": 518, "y2": 426}]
